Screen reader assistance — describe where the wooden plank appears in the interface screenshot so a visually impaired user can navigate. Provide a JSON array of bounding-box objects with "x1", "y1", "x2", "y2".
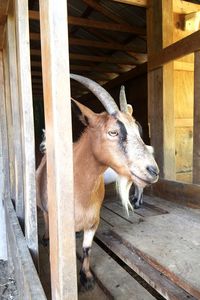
[
  {"x1": 15, "y1": 0, "x2": 38, "y2": 264},
  {"x1": 3, "y1": 41, "x2": 16, "y2": 202},
  {"x1": 149, "y1": 30, "x2": 200, "y2": 71},
  {"x1": 96, "y1": 222, "x2": 197, "y2": 300},
  {"x1": 5, "y1": 198, "x2": 46, "y2": 300},
  {"x1": 147, "y1": 0, "x2": 175, "y2": 179},
  {"x1": 0, "y1": 24, "x2": 6, "y2": 49},
  {"x1": 83, "y1": 0, "x2": 132, "y2": 25},
  {"x1": 193, "y1": 50, "x2": 200, "y2": 184},
  {"x1": 111, "y1": 0, "x2": 147, "y2": 7},
  {"x1": 76, "y1": 237, "x2": 156, "y2": 300},
  {"x1": 6, "y1": 6, "x2": 24, "y2": 225},
  {"x1": 69, "y1": 37, "x2": 146, "y2": 53},
  {"x1": 39, "y1": 0, "x2": 77, "y2": 299},
  {"x1": 173, "y1": 0, "x2": 200, "y2": 14},
  {"x1": 68, "y1": 14, "x2": 146, "y2": 36},
  {"x1": 29, "y1": 10, "x2": 145, "y2": 35},
  {"x1": 149, "y1": 178, "x2": 200, "y2": 208},
  {"x1": 31, "y1": 51, "x2": 138, "y2": 65},
  {"x1": 69, "y1": 53, "x2": 138, "y2": 65},
  {"x1": 174, "y1": 61, "x2": 194, "y2": 72},
  {"x1": 0, "y1": 50, "x2": 9, "y2": 260},
  {"x1": 70, "y1": 64, "x2": 125, "y2": 73},
  {"x1": 175, "y1": 118, "x2": 193, "y2": 127},
  {"x1": 29, "y1": 33, "x2": 147, "y2": 53}
]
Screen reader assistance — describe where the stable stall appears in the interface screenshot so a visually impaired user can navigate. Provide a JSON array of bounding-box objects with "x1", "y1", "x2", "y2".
[{"x1": 0, "y1": 0, "x2": 200, "y2": 299}]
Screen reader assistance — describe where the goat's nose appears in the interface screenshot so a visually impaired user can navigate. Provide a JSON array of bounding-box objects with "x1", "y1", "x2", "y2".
[{"x1": 146, "y1": 165, "x2": 159, "y2": 177}]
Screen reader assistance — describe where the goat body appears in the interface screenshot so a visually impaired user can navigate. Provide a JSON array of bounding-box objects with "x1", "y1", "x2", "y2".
[{"x1": 36, "y1": 76, "x2": 159, "y2": 290}]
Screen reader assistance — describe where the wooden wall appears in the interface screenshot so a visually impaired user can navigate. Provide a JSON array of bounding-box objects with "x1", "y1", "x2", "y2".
[{"x1": 174, "y1": 15, "x2": 195, "y2": 183}]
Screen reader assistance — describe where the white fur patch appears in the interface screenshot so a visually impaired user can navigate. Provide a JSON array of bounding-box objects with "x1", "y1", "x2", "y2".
[{"x1": 116, "y1": 176, "x2": 133, "y2": 215}]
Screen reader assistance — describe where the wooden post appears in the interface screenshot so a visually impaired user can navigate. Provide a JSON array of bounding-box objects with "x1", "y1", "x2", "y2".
[
  {"x1": 0, "y1": 50, "x2": 9, "y2": 260},
  {"x1": 193, "y1": 50, "x2": 200, "y2": 184},
  {"x1": 2, "y1": 39, "x2": 16, "y2": 203},
  {"x1": 15, "y1": 0, "x2": 38, "y2": 264},
  {"x1": 6, "y1": 1, "x2": 24, "y2": 225},
  {"x1": 147, "y1": 0, "x2": 175, "y2": 179},
  {"x1": 39, "y1": 0, "x2": 78, "y2": 299}
]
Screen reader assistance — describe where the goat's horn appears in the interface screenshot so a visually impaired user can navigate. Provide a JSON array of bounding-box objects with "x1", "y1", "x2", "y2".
[
  {"x1": 119, "y1": 85, "x2": 128, "y2": 113},
  {"x1": 70, "y1": 74, "x2": 119, "y2": 114}
]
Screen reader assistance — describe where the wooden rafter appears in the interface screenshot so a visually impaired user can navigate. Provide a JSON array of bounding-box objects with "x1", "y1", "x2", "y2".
[
  {"x1": 110, "y1": 0, "x2": 200, "y2": 14},
  {"x1": 29, "y1": 33, "x2": 146, "y2": 53},
  {"x1": 110, "y1": 0, "x2": 147, "y2": 7},
  {"x1": 149, "y1": 29, "x2": 200, "y2": 70},
  {"x1": 29, "y1": 10, "x2": 145, "y2": 35},
  {"x1": 31, "y1": 51, "x2": 139, "y2": 65},
  {"x1": 83, "y1": 0, "x2": 136, "y2": 25},
  {"x1": 69, "y1": 53, "x2": 139, "y2": 64},
  {"x1": 69, "y1": 37, "x2": 146, "y2": 53}
]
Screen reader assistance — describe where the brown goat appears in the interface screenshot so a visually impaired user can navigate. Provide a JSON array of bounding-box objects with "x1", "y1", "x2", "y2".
[{"x1": 36, "y1": 75, "x2": 159, "y2": 290}]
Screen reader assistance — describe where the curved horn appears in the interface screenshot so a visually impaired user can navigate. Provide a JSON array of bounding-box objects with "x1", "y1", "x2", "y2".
[
  {"x1": 119, "y1": 85, "x2": 128, "y2": 113},
  {"x1": 70, "y1": 74, "x2": 119, "y2": 114}
]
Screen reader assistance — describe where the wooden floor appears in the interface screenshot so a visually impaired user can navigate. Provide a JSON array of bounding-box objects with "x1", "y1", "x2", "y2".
[{"x1": 38, "y1": 192, "x2": 200, "y2": 300}]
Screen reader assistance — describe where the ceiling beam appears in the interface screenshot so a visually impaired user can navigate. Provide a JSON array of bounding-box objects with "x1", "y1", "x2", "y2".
[
  {"x1": 110, "y1": 0, "x2": 200, "y2": 14},
  {"x1": 70, "y1": 64, "x2": 125, "y2": 73},
  {"x1": 29, "y1": 33, "x2": 146, "y2": 53},
  {"x1": 68, "y1": 16, "x2": 145, "y2": 35},
  {"x1": 29, "y1": 10, "x2": 145, "y2": 35},
  {"x1": 110, "y1": 0, "x2": 147, "y2": 7},
  {"x1": 173, "y1": 0, "x2": 200, "y2": 14},
  {"x1": 69, "y1": 37, "x2": 146, "y2": 53},
  {"x1": 69, "y1": 53, "x2": 139, "y2": 64}
]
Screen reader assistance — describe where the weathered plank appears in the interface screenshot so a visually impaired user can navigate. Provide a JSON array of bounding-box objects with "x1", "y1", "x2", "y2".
[
  {"x1": 0, "y1": 50, "x2": 8, "y2": 260},
  {"x1": 149, "y1": 178, "x2": 200, "y2": 208},
  {"x1": 97, "y1": 221, "x2": 195, "y2": 300},
  {"x1": 193, "y1": 50, "x2": 200, "y2": 184},
  {"x1": 147, "y1": 0, "x2": 175, "y2": 179},
  {"x1": 76, "y1": 237, "x2": 156, "y2": 299},
  {"x1": 3, "y1": 42, "x2": 16, "y2": 202},
  {"x1": 100, "y1": 197, "x2": 200, "y2": 299},
  {"x1": 39, "y1": 0, "x2": 77, "y2": 299},
  {"x1": 29, "y1": 10, "x2": 145, "y2": 35},
  {"x1": 148, "y1": 30, "x2": 200, "y2": 71},
  {"x1": 15, "y1": 0, "x2": 38, "y2": 263},
  {"x1": 5, "y1": 198, "x2": 46, "y2": 300},
  {"x1": 6, "y1": 6, "x2": 24, "y2": 225}
]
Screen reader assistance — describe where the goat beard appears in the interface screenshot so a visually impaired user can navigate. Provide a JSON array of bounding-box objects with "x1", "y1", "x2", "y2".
[{"x1": 116, "y1": 176, "x2": 133, "y2": 215}]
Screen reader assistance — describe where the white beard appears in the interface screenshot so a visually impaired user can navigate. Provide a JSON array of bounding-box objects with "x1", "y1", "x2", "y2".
[{"x1": 116, "y1": 176, "x2": 133, "y2": 215}]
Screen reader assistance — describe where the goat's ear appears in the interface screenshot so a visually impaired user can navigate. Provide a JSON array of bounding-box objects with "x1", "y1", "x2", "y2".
[
  {"x1": 127, "y1": 104, "x2": 133, "y2": 116},
  {"x1": 71, "y1": 98, "x2": 97, "y2": 126}
]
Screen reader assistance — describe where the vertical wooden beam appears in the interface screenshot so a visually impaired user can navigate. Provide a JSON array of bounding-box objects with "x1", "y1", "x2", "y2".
[
  {"x1": 0, "y1": 50, "x2": 8, "y2": 260},
  {"x1": 39, "y1": 0, "x2": 77, "y2": 299},
  {"x1": 193, "y1": 50, "x2": 200, "y2": 184},
  {"x1": 15, "y1": 0, "x2": 38, "y2": 263},
  {"x1": 3, "y1": 39, "x2": 16, "y2": 202},
  {"x1": 7, "y1": 1, "x2": 24, "y2": 226},
  {"x1": 147, "y1": 0, "x2": 175, "y2": 179}
]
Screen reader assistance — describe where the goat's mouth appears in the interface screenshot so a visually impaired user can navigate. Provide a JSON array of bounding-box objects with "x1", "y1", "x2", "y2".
[{"x1": 130, "y1": 171, "x2": 158, "y2": 185}]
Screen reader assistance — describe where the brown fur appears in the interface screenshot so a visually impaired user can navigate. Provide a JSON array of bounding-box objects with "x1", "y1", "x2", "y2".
[{"x1": 36, "y1": 99, "x2": 159, "y2": 289}]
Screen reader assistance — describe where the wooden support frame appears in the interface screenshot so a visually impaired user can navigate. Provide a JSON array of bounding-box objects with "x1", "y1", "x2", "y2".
[
  {"x1": 147, "y1": 0, "x2": 175, "y2": 180},
  {"x1": 193, "y1": 50, "x2": 200, "y2": 184},
  {"x1": 39, "y1": 0, "x2": 78, "y2": 299},
  {"x1": 6, "y1": 2, "x2": 24, "y2": 224},
  {"x1": 15, "y1": 0, "x2": 38, "y2": 264}
]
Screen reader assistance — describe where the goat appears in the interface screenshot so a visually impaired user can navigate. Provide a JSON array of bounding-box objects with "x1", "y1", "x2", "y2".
[
  {"x1": 36, "y1": 75, "x2": 159, "y2": 290},
  {"x1": 103, "y1": 100, "x2": 148, "y2": 209}
]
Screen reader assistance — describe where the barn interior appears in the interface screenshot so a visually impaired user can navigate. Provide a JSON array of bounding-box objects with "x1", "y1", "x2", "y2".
[{"x1": 1, "y1": 0, "x2": 200, "y2": 299}]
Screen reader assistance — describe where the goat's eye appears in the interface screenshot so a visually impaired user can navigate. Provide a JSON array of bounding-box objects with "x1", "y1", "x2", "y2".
[{"x1": 108, "y1": 130, "x2": 118, "y2": 137}]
